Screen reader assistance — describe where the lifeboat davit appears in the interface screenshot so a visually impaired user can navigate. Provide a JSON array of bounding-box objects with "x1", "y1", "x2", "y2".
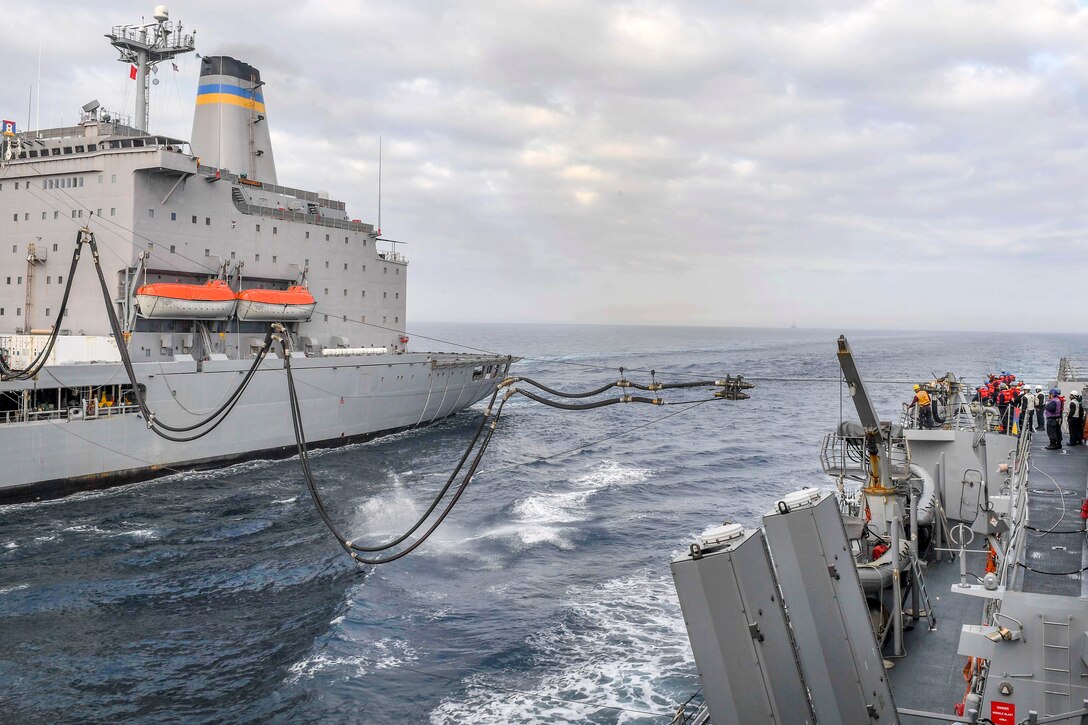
[
  {"x1": 135, "y1": 280, "x2": 238, "y2": 320},
  {"x1": 235, "y1": 286, "x2": 316, "y2": 322}
]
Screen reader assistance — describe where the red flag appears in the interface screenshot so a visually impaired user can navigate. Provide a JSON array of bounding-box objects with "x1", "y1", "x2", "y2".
[{"x1": 129, "y1": 65, "x2": 137, "y2": 80}]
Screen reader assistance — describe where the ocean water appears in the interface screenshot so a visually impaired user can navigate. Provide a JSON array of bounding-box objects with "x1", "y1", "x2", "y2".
[{"x1": 1, "y1": 324, "x2": 1084, "y2": 723}]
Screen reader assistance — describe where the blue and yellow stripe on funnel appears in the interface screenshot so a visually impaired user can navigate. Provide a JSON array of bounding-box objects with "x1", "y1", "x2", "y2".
[{"x1": 196, "y1": 83, "x2": 266, "y2": 112}]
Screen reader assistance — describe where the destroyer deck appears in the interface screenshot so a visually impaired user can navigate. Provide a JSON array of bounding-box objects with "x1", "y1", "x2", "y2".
[
  {"x1": 892, "y1": 431, "x2": 1088, "y2": 722},
  {"x1": 1021, "y1": 438, "x2": 1088, "y2": 598}
]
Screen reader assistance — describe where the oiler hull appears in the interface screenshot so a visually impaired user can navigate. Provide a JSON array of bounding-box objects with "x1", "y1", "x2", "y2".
[{"x1": 0, "y1": 351, "x2": 509, "y2": 503}]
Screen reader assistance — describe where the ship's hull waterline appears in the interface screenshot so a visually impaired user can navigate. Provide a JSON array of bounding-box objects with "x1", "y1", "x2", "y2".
[{"x1": 1, "y1": 351, "x2": 508, "y2": 504}]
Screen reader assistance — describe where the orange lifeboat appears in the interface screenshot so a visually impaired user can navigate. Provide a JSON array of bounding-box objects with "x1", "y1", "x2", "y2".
[
  {"x1": 235, "y1": 285, "x2": 316, "y2": 322},
  {"x1": 135, "y1": 280, "x2": 238, "y2": 320}
]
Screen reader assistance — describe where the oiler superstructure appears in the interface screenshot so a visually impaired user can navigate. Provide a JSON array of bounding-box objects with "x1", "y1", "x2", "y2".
[{"x1": 0, "y1": 7, "x2": 508, "y2": 502}]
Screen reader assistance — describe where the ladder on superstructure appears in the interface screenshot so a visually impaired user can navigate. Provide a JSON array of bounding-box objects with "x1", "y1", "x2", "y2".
[{"x1": 23, "y1": 242, "x2": 43, "y2": 334}]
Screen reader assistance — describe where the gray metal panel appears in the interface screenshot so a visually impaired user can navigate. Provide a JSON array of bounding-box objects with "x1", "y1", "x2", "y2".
[
  {"x1": 906, "y1": 430, "x2": 1016, "y2": 524},
  {"x1": 979, "y1": 590, "x2": 1088, "y2": 719},
  {"x1": 763, "y1": 491, "x2": 898, "y2": 724},
  {"x1": 672, "y1": 529, "x2": 814, "y2": 725}
]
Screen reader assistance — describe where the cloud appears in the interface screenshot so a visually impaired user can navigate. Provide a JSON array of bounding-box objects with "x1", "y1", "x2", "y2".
[{"x1": 5, "y1": 0, "x2": 1088, "y2": 332}]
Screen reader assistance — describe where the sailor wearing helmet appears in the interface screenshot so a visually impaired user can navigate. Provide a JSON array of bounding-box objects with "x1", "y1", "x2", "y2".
[
  {"x1": 1035, "y1": 385, "x2": 1046, "y2": 431},
  {"x1": 909, "y1": 384, "x2": 933, "y2": 429},
  {"x1": 1044, "y1": 388, "x2": 1064, "y2": 450},
  {"x1": 1068, "y1": 390, "x2": 1084, "y2": 446}
]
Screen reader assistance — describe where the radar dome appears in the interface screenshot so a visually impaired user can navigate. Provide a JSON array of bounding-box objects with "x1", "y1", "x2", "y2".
[{"x1": 153, "y1": 5, "x2": 169, "y2": 22}]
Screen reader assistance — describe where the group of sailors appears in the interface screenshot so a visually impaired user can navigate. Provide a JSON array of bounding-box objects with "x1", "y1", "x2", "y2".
[
  {"x1": 967, "y1": 372, "x2": 1086, "y2": 449},
  {"x1": 905, "y1": 372, "x2": 1088, "y2": 449}
]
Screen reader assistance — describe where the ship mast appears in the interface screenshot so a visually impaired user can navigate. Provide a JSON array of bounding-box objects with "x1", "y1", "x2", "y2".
[{"x1": 106, "y1": 5, "x2": 196, "y2": 132}]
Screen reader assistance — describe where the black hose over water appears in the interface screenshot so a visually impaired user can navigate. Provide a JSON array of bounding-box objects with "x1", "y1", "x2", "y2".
[
  {"x1": 350, "y1": 386, "x2": 501, "y2": 552},
  {"x1": 504, "y1": 376, "x2": 622, "y2": 399},
  {"x1": 1, "y1": 231, "x2": 86, "y2": 381},
  {"x1": 84, "y1": 230, "x2": 273, "y2": 441},
  {"x1": 507, "y1": 374, "x2": 752, "y2": 398},
  {"x1": 514, "y1": 388, "x2": 668, "y2": 410},
  {"x1": 282, "y1": 339, "x2": 511, "y2": 564},
  {"x1": 284, "y1": 359, "x2": 751, "y2": 562}
]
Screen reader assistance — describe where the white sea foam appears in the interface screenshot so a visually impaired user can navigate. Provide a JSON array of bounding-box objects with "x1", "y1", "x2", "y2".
[
  {"x1": 63, "y1": 524, "x2": 108, "y2": 535},
  {"x1": 3, "y1": 542, "x2": 17, "y2": 549},
  {"x1": 0, "y1": 583, "x2": 28, "y2": 594},
  {"x1": 572, "y1": 459, "x2": 652, "y2": 489},
  {"x1": 475, "y1": 460, "x2": 653, "y2": 552},
  {"x1": 114, "y1": 528, "x2": 157, "y2": 539},
  {"x1": 286, "y1": 637, "x2": 415, "y2": 683},
  {"x1": 430, "y1": 575, "x2": 695, "y2": 723}
]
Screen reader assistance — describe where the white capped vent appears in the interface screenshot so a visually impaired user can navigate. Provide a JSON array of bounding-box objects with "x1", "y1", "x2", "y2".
[
  {"x1": 775, "y1": 488, "x2": 822, "y2": 512},
  {"x1": 699, "y1": 523, "x2": 745, "y2": 550}
]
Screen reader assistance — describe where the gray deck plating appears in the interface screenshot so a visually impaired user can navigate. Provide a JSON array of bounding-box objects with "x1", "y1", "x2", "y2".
[
  {"x1": 1021, "y1": 437, "x2": 1088, "y2": 597},
  {"x1": 890, "y1": 552, "x2": 985, "y2": 722},
  {"x1": 892, "y1": 431, "x2": 1088, "y2": 722}
]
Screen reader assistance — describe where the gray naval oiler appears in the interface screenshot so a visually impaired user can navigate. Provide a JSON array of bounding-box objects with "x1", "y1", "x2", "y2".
[{"x1": 0, "y1": 8, "x2": 508, "y2": 503}]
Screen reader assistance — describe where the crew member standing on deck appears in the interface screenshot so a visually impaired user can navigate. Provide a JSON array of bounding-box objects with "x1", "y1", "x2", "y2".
[
  {"x1": 1044, "y1": 388, "x2": 1064, "y2": 450},
  {"x1": 995, "y1": 383, "x2": 1011, "y2": 433},
  {"x1": 1068, "y1": 391, "x2": 1084, "y2": 446},
  {"x1": 1020, "y1": 383, "x2": 1036, "y2": 436},
  {"x1": 929, "y1": 384, "x2": 945, "y2": 428},
  {"x1": 909, "y1": 385, "x2": 933, "y2": 429},
  {"x1": 1035, "y1": 385, "x2": 1046, "y2": 431}
]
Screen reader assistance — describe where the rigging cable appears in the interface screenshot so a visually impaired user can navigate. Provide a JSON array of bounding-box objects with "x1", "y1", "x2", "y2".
[{"x1": 80, "y1": 229, "x2": 275, "y2": 441}]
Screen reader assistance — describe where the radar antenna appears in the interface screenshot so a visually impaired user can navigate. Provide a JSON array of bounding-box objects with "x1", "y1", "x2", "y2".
[{"x1": 106, "y1": 5, "x2": 196, "y2": 132}]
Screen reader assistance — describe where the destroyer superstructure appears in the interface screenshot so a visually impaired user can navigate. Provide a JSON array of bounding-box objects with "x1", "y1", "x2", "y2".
[
  {"x1": 0, "y1": 7, "x2": 508, "y2": 502},
  {"x1": 670, "y1": 338, "x2": 1088, "y2": 724}
]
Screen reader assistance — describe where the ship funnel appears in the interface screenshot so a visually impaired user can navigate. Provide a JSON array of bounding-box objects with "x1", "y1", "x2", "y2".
[{"x1": 190, "y1": 56, "x2": 277, "y2": 183}]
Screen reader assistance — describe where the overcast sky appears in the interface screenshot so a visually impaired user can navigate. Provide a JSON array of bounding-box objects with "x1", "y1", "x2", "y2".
[{"x1": 4, "y1": 1, "x2": 1088, "y2": 330}]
